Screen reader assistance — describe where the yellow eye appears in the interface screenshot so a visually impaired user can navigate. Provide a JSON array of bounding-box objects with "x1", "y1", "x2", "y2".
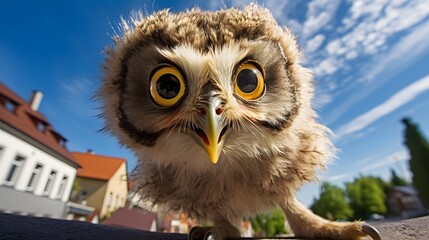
[
  {"x1": 149, "y1": 66, "x2": 186, "y2": 107},
  {"x1": 234, "y1": 62, "x2": 265, "y2": 101}
]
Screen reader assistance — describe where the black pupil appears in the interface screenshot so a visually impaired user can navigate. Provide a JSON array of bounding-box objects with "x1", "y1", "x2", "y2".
[
  {"x1": 237, "y1": 69, "x2": 258, "y2": 93},
  {"x1": 156, "y1": 74, "x2": 180, "y2": 99}
]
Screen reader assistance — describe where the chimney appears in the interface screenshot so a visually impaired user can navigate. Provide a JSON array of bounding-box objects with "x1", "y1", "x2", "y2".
[
  {"x1": 29, "y1": 91, "x2": 43, "y2": 111},
  {"x1": 87, "y1": 149, "x2": 95, "y2": 154}
]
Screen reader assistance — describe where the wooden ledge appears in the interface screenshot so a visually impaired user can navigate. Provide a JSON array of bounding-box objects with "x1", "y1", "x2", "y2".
[{"x1": 0, "y1": 213, "x2": 428, "y2": 239}]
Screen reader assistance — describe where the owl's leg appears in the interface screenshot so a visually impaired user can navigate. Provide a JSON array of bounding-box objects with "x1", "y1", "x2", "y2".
[
  {"x1": 188, "y1": 226, "x2": 212, "y2": 240},
  {"x1": 204, "y1": 216, "x2": 241, "y2": 240},
  {"x1": 280, "y1": 196, "x2": 382, "y2": 240},
  {"x1": 187, "y1": 216, "x2": 241, "y2": 240}
]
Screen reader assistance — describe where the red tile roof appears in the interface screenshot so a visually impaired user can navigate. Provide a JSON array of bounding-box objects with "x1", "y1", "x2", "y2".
[
  {"x1": 72, "y1": 152, "x2": 126, "y2": 181},
  {"x1": 103, "y1": 208, "x2": 157, "y2": 231},
  {"x1": 0, "y1": 83, "x2": 79, "y2": 167}
]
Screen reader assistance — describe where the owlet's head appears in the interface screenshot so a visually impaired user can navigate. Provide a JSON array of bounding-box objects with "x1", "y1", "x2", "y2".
[{"x1": 99, "y1": 4, "x2": 315, "y2": 169}]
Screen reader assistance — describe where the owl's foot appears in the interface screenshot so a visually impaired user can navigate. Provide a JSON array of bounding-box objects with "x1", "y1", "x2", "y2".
[
  {"x1": 293, "y1": 220, "x2": 382, "y2": 240},
  {"x1": 282, "y1": 198, "x2": 383, "y2": 240},
  {"x1": 187, "y1": 226, "x2": 240, "y2": 240},
  {"x1": 188, "y1": 226, "x2": 212, "y2": 240},
  {"x1": 362, "y1": 223, "x2": 382, "y2": 240}
]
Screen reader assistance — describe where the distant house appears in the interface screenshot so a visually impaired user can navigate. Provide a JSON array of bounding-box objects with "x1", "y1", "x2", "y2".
[
  {"x1": 103, "y1": 207, "x2": 157, "y2": 231},
  {"x1": 71, "y1": 151, "x2": 128, "y2": 220},
  {"x1": 66, "y1": 201, "x2": 99, "y2": 223},
  {"x1": 387, "y1": 185, "x2": 427, "y2": 218},
  {"x1": 127, "y1": 178, "x2": 197, "y2": 233},
  {"x1": 0, "y1": 83, "x2": 80, "y2": 218}
]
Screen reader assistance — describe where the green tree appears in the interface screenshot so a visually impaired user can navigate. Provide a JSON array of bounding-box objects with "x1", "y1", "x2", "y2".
[
  {"x1": 72, "y1": 180, "x2": 81, "y2": 192},
  {"x1": 346, "y1": 176, "x2": 387, "y2": 220},
  {"x1": 311, "y1": 183, "x2": 353, "y2": 221},
  {"x1": 390, "y1": 168, "x2": 408, "y2": 187},
  {"x1": 371, "y1": 176, "x2": 391, "y2": 196},
  {"x1": 250, "y1": 208, "x2": 287, "y2": 237},
  {"x1": 402, "y1": 118, "x2": 429, "y2": 204}
]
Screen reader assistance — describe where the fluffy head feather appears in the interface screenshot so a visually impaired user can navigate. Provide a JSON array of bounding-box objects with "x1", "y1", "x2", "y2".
[{"x1": 99, "y1": 3, "x2": 333, "y2": 222}]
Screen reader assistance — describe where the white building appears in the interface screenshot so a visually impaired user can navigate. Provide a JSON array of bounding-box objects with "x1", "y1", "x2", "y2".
[{"x1": 0, "y1": 83, "x2": 80, "y2": 218}]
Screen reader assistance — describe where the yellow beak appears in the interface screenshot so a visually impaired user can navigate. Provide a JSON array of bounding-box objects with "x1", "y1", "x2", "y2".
[{"x1": 190, "y1": 98, "x2": 227, "y2": 164}]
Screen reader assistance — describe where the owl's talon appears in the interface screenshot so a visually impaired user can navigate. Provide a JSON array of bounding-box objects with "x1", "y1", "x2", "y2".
[
  {"x1": 362, "y1": 223, "x2": 382, "y2": 240},
  {"x1": 204, "y1": 230, "x2": 215, "y2": 240},
  {"x1": 188, "y1": 226, "x2": 212, "y2": 240}
]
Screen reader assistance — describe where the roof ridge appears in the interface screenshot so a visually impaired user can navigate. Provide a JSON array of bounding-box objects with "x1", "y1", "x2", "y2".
[
  {"x1": 72, "y1": 151, "x2": 127, "y2": 162},
  {"x1": 72, "y1": 152, "x2": 127, "y2": 180}
]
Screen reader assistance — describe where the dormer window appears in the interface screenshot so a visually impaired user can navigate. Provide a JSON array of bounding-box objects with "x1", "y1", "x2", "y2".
[
  {"x1": 0, "y1": 94, "x2": 18, "y2": 113},
  {"x1": 28, "y1": 114, "x2": 49, "y2": 134},
  {"x1": 5, "y1": 100, "x2": 18, "y2": 113},
  {"x1": 58, "y1": 138, "x2": 66, "y2": 147},
  {"x1": 36, "y1": 121, "x2": 47, "y2": 133},
  {"x1": 50, "y1": 130, "x2": 67, "y2": 147}
]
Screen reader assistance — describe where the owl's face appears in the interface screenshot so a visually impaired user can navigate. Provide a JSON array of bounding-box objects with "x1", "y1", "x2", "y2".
[{"x1": 100, "y1": 5, "x2": 313, "y2": 170}]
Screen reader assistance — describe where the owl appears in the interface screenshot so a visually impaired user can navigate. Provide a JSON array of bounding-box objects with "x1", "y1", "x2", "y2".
[{"x1": 99, "y1": 4, "x2": 381, "y2": 240}]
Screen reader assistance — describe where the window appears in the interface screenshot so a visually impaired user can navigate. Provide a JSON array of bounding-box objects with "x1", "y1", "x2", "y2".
[
  {"x1": 114, "y1": 195, "x2": 119, "y2": 209},
  {"x1": 107, "y1": 192, "x2": 113, "y2": 208},
  {"x1": 4, "y1": 154, "x2": 25, "y2": 186},
  {"x1": 42, "y1": 170, "x2": 56, "y2": 196},
  {"x1": 5, "y1": 101, "x2": 18, "y2": 113},
  {"x1": 0, "y1": 146, "x2": 4, "y2": 162},
  {"x1": 58, "y1": 138, "x2": 66, "y2": 147},
  {"x1": 28, "y1": 115, "x2": 48, "y2": 133},
  {"x1": 56, "y1": 176, "x2": 68, "y2": 199},
  {"x1": 36, "y1": 121, "x2": 47, "y2": 133},
  {"x1": 27, "y1": 164, "x2": 43, "y2": 192}
]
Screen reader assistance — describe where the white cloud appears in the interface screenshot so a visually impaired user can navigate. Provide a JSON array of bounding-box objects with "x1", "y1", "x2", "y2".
[
  {"x1": 60, "y1": 78, "x2": 97, "y2": 117},
  {"x1": 335, "y1": 127, "x2": 377, "y2": 146},
  {"x1": 205, "y1": 0, "x2": 226, "y2": 10},
  {"x1": 265, "y1": 0, "x2": 296, "y2": 23},
  {"x1": 61, "y1": 78, "x2": 92, "y2": 95},
  {"x1": 325, "y1": 172, "x2": 355, "y2": 182},
  {"x1": 324, "y1": 150, "x2": 409, "y2": 182},
  {"x1": 302, "y1": 0, "x2": 340, "y2": 38},
  {"x1": 264, "y1": 1, "x2": 306, "y2": 37},
  {"x1": 285, "y1": 19, "x2": 303, "y2": 36},
  {"x1": 266, "y1": 0, "x2": 340, "y2": 45},
  {"x1": 310, "y1": 0, "x2": 429, "y2": 83},
  {"x1": 362, "y1": 150, "x2": 409, "y2": 172},
  {"x1": 335, "y1": 74, "x2": 429, "y2": 139},
  {"x1": 354, "y1": 155, "x2": 379, "y2": 167},
  {"x1": 305, "y1": 34, "x2": 325, "y2": 53},
  {"x1": 325, "y1": 39, "x2": 346, "y2": 56},
  {"x1": 302, "y1": 0, "x2": 341, "y2": 38},
  {"x1": 361, "y1": 20, "x2": 429, "y2": 83},
  {"x1": 311, "y1": 57, "x2": 341, "y2": 77},
  {"x1": 206, "y1": 0, "x2": 256, "y2": 10},
  {"x1": 303, "y1": 11, "x2": 331, "y2": 37},
  {"x1": 344, "y1": 50, "x2": 358, "y2": 60},
  {"x1": 324, "y1": 19, "x2": 429, "y2": 125},
  {"x1": 312, "y1": 91, "x2": 333, "y2": 110}
]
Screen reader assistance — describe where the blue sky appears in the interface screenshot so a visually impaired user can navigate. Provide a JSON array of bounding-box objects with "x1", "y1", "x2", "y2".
[{"x1": 1, "y1": 0, "x2": 429, "y2": 207}]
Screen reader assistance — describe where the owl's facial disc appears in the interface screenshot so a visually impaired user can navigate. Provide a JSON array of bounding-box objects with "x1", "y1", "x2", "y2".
[{"x1": 189, "y1": 93, "x2": 228, "y2": 164}]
